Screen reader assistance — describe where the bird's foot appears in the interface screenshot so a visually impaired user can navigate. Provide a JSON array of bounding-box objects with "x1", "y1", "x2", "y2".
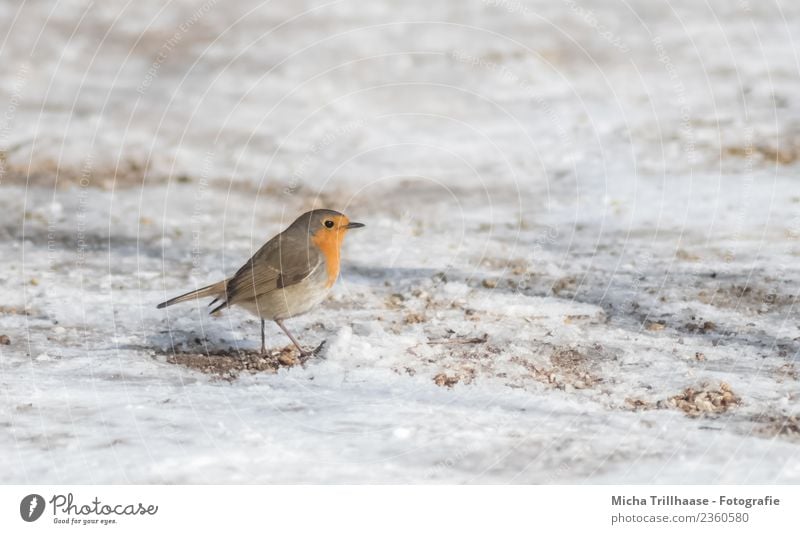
[{"x1": 297, "y1": 341, "x2": 327, "y2": 366}]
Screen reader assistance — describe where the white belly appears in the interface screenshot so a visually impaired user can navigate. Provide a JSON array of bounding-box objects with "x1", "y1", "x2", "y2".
[{"x1": 235, "y1": 273, "x2": 331, "y2": 321}]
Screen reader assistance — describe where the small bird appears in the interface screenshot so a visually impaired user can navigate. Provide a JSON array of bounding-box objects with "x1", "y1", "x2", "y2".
[{"x1": 158, "y1": 209, "x2": 364, "y2": 361}]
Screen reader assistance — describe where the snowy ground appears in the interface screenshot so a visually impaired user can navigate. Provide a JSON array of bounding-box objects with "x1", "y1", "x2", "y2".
[{"x1": 1, "y1": 0, "x2": 800, "y2": 483}]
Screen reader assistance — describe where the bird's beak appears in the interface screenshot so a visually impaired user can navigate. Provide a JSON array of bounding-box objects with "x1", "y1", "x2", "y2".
[{"x1": 346, "y1": 222, "x2": 365, "y2": 229}]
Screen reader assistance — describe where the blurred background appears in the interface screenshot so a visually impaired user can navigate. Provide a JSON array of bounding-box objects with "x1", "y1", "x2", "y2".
[{"x1": 1, "y1": 0, "x2": 799, "y2": 483}]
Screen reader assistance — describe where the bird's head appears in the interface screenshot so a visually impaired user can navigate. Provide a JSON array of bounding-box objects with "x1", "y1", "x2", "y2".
[{"x1": 291, "y1": 209, "x2": 364, "y2": 249}]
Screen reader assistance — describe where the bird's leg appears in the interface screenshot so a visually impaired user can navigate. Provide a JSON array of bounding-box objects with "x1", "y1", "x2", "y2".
[
  {"x1": 275, "y1": 319, "x2": 307, "y2": 356},
  {"x1": 274, "y1": 319, "x2": 325, "y2": 364},
  {"x1": 260, "y1": 319, "x2": 266, "y2": 355}
]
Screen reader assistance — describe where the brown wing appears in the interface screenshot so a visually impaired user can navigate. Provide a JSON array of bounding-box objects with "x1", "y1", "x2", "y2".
[{"x1": 214, "y1": 232, "x2": 322, "y2": 312}]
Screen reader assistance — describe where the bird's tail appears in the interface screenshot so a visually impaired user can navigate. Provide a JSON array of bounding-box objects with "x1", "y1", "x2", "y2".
[{"x1": 157, "y1": 280, "x2": 227, "y2": 309}]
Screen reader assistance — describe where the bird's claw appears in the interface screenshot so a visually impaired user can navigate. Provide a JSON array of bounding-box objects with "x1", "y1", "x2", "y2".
[{"x1": 297, "y1": 340, "x2": 327, "y2": 366}]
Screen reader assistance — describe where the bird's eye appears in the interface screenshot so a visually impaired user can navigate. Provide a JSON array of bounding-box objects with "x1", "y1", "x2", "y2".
[{"x1": 324, "y1": 220, "x2": 334, "y2": 228}]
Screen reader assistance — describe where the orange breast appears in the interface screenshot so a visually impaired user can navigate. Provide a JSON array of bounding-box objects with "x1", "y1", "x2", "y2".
[{"x1": 311, "y1": 230, "x2": 344, "y2": 288}]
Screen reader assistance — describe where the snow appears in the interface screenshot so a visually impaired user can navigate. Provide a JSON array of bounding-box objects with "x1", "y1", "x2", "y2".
[{"x1": 1, "y1": 0, "x2": 799, "y2": 483}]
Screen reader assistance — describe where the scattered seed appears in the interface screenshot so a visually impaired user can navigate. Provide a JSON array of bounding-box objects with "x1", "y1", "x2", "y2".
[{"x1": 433, "y1": 373, "x2": 460, "y2": 388}]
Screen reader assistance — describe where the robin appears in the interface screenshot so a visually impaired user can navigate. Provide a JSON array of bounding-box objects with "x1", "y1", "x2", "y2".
[{"x1": 157, "y1": 209, "x2": 365, "y2": 361}]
